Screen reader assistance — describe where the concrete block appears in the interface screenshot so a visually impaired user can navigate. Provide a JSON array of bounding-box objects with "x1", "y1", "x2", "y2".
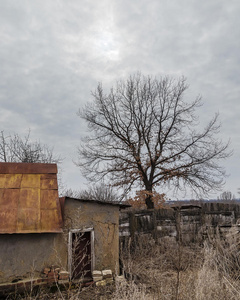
[
  {"x1": 93, "y1": 276, "x2": 103, "y2": 282},
  {"x1": 102, "y1": 269, "x2": 112, "y2": 279},
  {"x1": 92, "y1": 270, "x2": 103, "y2": 281},
  {"x1": 92, "y1": 270, "x2": 102, "y2": 276}
]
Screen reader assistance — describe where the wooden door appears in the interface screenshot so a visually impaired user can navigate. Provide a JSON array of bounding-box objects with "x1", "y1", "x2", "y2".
[{"x1": 71, "y1": 231, "x2": 92, "y2": 279}]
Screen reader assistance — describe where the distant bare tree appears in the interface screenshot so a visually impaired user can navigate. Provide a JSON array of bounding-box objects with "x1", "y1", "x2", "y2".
[
  {"x1": 218, "y1": 191, "x2": 235, "y2": 201},
  {"x1": 64, "y1": 183, "x2": 119, "y2": 203},
  {"x1": 0, "y1": 130, "x2": 62, "y2": 164},
  {"x1": 77, "y1": 73, "x2": 231, "y2": 209}
]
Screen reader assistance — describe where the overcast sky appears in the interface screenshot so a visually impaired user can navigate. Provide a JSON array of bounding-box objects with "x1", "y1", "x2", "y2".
[{"x1": 0, "y1": 0, "x2": 239, "y2": 200}]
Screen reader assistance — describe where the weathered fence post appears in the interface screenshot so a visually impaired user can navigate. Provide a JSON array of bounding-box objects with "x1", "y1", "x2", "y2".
[
  {"x1": 129, "y1": 211, "x2": 137, "y2": 247},
  {"x1": 152, "y1": 209, "x2": 158, "y2": 242},
  {"x1": 175, "y1": 207, "x2": 182, "y2": 244}
]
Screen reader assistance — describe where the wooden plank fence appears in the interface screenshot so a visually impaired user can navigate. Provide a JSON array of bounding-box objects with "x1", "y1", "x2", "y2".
[{"x1": 119, "y1": 202, "x2": 240, "y2": 244}]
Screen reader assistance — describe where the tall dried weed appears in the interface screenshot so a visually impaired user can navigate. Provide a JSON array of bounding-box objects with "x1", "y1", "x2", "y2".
[{"x1": 120, "y1": 228, "x2": 240, "y2": 300}]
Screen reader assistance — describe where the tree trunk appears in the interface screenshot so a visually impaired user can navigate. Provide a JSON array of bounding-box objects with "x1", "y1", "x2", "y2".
[{"x1": 145, "y1": 189, "x2": 154, "y2": 209}]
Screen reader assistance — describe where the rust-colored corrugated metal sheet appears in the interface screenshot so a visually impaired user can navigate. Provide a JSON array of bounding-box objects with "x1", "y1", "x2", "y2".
[
  {"x1": 0, "y1": 163, "x2": 63, "y2": 234},
  {"x1": 0, "y1": 162, "x2": 57, "y2": 174}
]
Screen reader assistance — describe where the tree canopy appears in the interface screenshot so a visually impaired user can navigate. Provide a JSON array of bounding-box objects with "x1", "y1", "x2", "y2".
[{"x1": 77, "y1": 74, "x2": 231, "y2": 208}]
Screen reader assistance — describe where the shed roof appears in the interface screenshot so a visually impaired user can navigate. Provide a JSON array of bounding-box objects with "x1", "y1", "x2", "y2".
[
  {"x1": 0, "y1": 162, "x2": 62, "y2": 234},
  {"x1": 59, "y1": 196, "x2": 131, "y2": 216}
]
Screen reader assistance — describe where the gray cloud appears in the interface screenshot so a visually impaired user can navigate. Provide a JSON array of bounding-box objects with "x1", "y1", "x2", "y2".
[{"x1": 0, "y1": 0, "x2": 239, "y2": 198}]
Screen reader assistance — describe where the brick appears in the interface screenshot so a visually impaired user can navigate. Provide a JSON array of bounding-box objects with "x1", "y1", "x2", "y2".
[
  {"x1": 59, "y1": 271, "x2": 69, "y2": 276},
  {"x1": 55, "y1": 268, "x2": 60, "y2": 272},
  {"x1": 59, "y1": 276, "x2": 69, "y2": 280},
  {"x1": 47, "y1": 273, "x2": 58, "y2": 279},
  {"x1": 47, "y1": 278, "x2": 56, "y2": 284},
  {"x1": 50, "y1": 266, "x2": 58, "y2": 272},
  {"x1": 43, "y1": 267, "x2": 51, "y2": 274},
  {"x1": 48, "y1": 271, "x2": 58, "y2": 276},
  {"x1": 58, "y1": 280, "x2": 69, "y2": 284},
  {"x1": 35, "y1": 279, "x2": 43, "y2": 284}
]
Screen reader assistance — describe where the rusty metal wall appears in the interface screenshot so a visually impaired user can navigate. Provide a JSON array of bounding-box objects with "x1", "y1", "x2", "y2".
[{"x1": 0, "y1": 163, "x2": 62, "y2": 233}]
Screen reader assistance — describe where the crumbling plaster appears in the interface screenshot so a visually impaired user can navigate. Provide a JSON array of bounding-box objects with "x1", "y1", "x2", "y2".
[
  {"x1": 0, "y1": 199, "x2": 120, "y2": 284},
  {"x1": 63, "y1": 199, "x2": 119, "y2": 273},
  {"x1": 0, "y1": 233, "x2": 63, "y2": 284}
]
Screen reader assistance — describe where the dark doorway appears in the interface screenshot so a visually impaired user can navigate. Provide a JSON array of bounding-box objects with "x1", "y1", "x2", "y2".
[{"x1": 71, "y1": 231, "x2": 92, "y2": 280}]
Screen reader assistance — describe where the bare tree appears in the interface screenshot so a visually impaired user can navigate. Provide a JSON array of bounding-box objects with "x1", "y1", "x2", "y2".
[
  {"x1": 218, "y1": 191, "x2": 235, "y2": 202},
  {"x1": 0, "y1": 130, "x2": 62, "y2": 164},
  {"x1": 77, "y1": 74, "x2": 231, "y2": 209},
  {"x1": 64, "y1": 183, "x2": 119, "y2": 203}
]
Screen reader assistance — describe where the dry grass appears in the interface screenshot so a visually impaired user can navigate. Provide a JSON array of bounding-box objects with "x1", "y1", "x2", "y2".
[
  {"x1": 119, "y1": 230, "x2": 240, "y2": 300},
  {"x1": 6, "y1": 229, "x2": 240, "y2": 299}
]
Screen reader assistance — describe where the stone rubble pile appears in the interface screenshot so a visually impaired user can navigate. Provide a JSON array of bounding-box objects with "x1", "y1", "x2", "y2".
[
  {"x1": 41, "y1": 266, "x2": 69, "y2": 284},
  {"x1": 41, "y1": 267, "x2": 117, "y2": 286}
]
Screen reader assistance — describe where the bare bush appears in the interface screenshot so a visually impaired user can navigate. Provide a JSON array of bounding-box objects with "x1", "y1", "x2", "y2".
[{"x1": 0, "y1": 130, "x2": 62, "y2": 164}]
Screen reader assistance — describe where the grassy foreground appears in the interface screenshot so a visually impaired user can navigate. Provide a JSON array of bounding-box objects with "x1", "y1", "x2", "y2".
[{"x1": 8, "y1": 228, "x2": 240, "y2": 299}]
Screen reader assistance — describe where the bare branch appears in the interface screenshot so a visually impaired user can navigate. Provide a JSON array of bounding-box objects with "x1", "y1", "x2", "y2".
[
  {"x1": 76, "y1": 73, "x2": 231, "y2": 208},
  {"x1": 0, "y1": 130, "x2": 62, "y2": 164}
]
